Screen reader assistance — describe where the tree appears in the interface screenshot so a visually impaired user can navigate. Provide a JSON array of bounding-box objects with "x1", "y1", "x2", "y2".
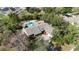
[
  {"x1": 42, "y1": 7, "x2": 57, "y2": 13},
  {"x1": 0, "y1": 13, "x2": 20, "y2": 31},
  {"x1": 54, "y1": 7, "x2": 63, "y2": 14},
  {"x1": 41, "y1": 12, "x2": 63, "y2": 26},
  {"x1": 61, "y1": 7, "x2": 72, "y2": 14},
  {"x1": 0, "y1": 12, "x2": 21, "y2": 46},
  {"x1": 26, "y1": 7, "x2": 41, "y2": 13},
  {"x1": 51, "y1": 23, "x2": 79, "y2": 45},
  {"x1": 27, "y1": 36, "x2": 47, "y2": 51},
  {"x1": 50, "y1": 15, "x2": 63, "y2": 26},
  {"x1": 72, "y1": 7, "x2": 79, "y2": 13}
]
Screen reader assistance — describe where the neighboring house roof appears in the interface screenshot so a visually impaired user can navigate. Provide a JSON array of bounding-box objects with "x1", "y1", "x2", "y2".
[
  {"x1": 0, "y1": 7, "x2": 25, "y2": 15},
  {"x1": 0, "y1": 7, "x2": 10, "y2": 15}
]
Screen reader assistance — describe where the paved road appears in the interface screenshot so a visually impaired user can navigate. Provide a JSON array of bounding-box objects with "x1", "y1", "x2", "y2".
[{"x1": 63, "y1": 15, "x2": 79, "y2": 25}]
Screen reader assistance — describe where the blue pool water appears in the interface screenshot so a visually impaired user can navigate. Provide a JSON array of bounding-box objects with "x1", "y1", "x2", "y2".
[{"x1": 26, "y1": 22, "x2": 34, "y2": 27}]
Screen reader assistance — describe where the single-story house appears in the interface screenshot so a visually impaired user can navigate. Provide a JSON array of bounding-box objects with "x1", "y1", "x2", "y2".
[{"x1": 22, "y1": 20, "x2": 54, "y2": 37}]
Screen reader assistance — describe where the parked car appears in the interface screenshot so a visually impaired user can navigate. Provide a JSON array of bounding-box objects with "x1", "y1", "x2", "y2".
[{"x1": 64, "y1": 13, "x2": 72, "y2": 17}]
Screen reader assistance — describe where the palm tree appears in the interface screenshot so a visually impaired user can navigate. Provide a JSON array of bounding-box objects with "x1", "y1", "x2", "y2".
[{"x1": 51, "y1": 23, "x2": 79, "y2": 46}]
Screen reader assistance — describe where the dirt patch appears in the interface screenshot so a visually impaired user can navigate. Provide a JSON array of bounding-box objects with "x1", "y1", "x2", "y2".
[{"x1": 62, "y1": 43, "x2": 75, "y2": 51}]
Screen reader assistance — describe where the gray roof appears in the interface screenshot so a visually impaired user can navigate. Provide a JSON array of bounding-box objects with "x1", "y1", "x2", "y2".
[
  {"x1": 38, "y1": 23, "x2": 53, "y2": 34},
  {"x1": 24, "y1": 21, "x2": 53, "y2": 36},
  {"x1": 25, "y1": 26, "x2": 41, "y2": 36}
]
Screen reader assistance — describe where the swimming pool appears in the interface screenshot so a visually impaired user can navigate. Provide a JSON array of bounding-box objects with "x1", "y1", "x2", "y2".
[
  {"x1": 23, "y1": 20, "x2": 37, "y2": 28},
  {"x1": 26, "y1": 21, "x2": 34, "y2": 27}
]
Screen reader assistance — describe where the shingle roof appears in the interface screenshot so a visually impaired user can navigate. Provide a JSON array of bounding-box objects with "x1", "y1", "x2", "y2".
[
  {"x1": 23, "y1": 21, "x2": 53, "y2": 36},
  {"x1": 38, "y1": 23, "x2": 53, "y2": 34},
  {"x1": 25, "y1": 26, "x2": 41, "y2": 36}
]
